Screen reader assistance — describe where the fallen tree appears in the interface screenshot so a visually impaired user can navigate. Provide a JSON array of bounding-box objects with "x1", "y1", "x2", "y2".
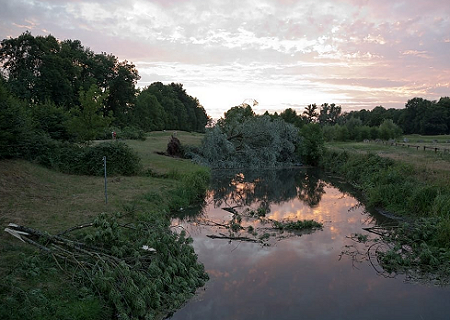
[{"x1": 4, "y1": 212, "x2": 209, "y2": 319}]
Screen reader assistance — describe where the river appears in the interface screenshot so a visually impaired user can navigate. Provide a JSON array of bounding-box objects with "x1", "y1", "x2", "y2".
[{"x1": 169, "y1": 168, "x2": 450, "y2": 320}]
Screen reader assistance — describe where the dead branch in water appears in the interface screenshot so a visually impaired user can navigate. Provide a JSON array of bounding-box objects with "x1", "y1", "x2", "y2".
[{"x1": 206, "y1": 234, "x2": 260, "y2": 243}]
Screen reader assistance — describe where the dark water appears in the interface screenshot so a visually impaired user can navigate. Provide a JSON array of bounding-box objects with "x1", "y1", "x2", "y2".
[{"x1": 170, "y1": 168, "x2": 450, "y2": 320}]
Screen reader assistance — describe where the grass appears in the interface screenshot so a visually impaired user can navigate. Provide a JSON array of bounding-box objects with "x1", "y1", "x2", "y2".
[
  {"x1": 125, "y1": 131, "x2": 204, "y2": 175},
  {"x1": 326, "y1": 135, "x2": 450, "y2": 186},
  {"x1": 0, "y1": 131, "x2": 205, "y2": 319}
]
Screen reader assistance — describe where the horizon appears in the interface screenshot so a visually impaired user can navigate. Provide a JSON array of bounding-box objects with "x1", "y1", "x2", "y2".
[{"x1": 1, "y1": 0, "x2": 449, "y2": 119}]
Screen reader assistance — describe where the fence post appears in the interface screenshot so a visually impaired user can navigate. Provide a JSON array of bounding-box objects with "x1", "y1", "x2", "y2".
[{"x1": 103, "y1": 156, "x2": 107, "y2": 204}]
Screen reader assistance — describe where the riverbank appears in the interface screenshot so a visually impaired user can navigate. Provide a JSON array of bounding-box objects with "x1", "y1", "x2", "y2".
[
  {"x1": 0, "y1": 131, "x2": 208, "y2": 320},
  {"x1": 321, "y1": 141, "x2": 450, "y2": 279}
]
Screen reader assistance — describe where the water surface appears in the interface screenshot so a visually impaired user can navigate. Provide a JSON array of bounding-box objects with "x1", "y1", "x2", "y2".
[{"x1": 170, "y1": 169, "x2": 450, "y2": 320}]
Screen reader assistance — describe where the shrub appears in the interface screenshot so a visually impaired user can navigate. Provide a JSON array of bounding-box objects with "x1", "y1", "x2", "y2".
[
  {"x1": 299, "y1": 123, "x2": 324, "y2": 166},
  {"x1": 168, "y1": 168, "x2": 210, "y2": 211},
  {"x1": 18, "y1": 135, "x2": 141, "y2": 176},
  {"x1": 79, "y1": 142, "x2": 142, "y2": 176}
]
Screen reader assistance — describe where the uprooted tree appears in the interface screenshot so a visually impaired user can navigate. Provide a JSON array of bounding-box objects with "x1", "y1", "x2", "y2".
[{"x1": 190, "y1": 104, "x2": 301, "y2": 168}]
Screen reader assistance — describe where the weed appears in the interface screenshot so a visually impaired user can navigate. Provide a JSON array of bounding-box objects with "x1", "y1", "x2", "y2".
[{"x1": 273, "y1": 219, "x2": 323, "y2": 231}]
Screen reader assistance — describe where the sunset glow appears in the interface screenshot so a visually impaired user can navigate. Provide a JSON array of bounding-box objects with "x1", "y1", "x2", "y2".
[{"x1": 1, "y1": 0, "x2": 449, "y2": 118}]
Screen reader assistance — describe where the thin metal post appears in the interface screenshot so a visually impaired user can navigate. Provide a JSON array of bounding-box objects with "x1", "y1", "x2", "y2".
[{"x1": 103, "y1": 156, "x2": 108, "y2": 204}]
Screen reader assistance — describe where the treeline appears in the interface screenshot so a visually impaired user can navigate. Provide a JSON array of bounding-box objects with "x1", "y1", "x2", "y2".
[
  {"x1": 266, "y1": 97, "x2": 450, "y2": 142},
  {"x1": 345, "y1": 97, "x2": 450, "y2": 136},
  {"x1": 0, "y1": 32, "x2": 209, "y2": 144}
]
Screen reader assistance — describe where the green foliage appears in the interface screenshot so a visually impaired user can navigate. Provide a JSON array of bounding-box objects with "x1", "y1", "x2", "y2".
[
  {"x1": 168, "y1": 168, "x2": 210, "y2": 211},
  {"x1": 18, "y1": 136, "x2": 141, "y2": 176},
  {"x1": 0, "y1": 80, "x2": 34, "y2": 159},
  {"x1": 299, "y1": 123, "x2": 324, "y2": 166},
  {"x1": 273, "y1": 219, "x2": 323, "y2": 230},
  {"x1": 67, "y1": 84, "x2": 113, "y2": 142},
  {"x1": 303, "y1": 103, "x2": 318, "y2": 123},
  {"x1": 139, "y1": 82, "x2": 209, "y2": 132},
  {"x1": 84, "y1": 212, "x2": 208, "y2": 319},
  {"x1": 31, "y1": 101, "x2": 72, "y2": 141},
  {"x1": 318, "y1": 103, "x2": 341, "y2": 125},
  {"x1": 2, "y1": 212, "x2": 209, "y2": 320},
  {"x1": 378, "y1": 118, "x2": 402, "y2": 140},
  {"x1": 134, "y1": 90, "x2": 166, "y2": 131},
  {"x1": 0, "y1": 254, "x2": 109, "y2": 320},
  {"x1": 378, "y1": 218, "x2": 450, "y2": 279},
  {"x1": 80, "y1": 142, "x2": 142, "y2": 176},
  {"x1": 193, "y1": 108, "x2": 300, "y2": 168},
  {"x1": 321, "y1": 149, "x2": 450, "y2": 261},
  {"x1": 0, "y1": 31, "x2": 140, "y2": 125}
]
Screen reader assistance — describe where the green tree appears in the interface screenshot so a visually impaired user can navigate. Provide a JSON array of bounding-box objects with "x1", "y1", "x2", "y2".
[
  {"x1": 299, "y1": 123, "x2": 324, "y2": 166},
  {"x1": 399, "y1": 97, "x2": 433, "y2": 134},
  {"x1": 133, "y1": 89, "x2": 166, "y2": 131},
  {"x1": 367, "y1": 106, "x2": 388, "y2": 127},
  {"x1": 0, "y1": 79, "x2": 33, "y2": 158},
  {"x1": 379, "y1": 119, "x2": 402, "y2": 140},
  {"x1": 303, "y1": 104, "x2": 318, "y2": 123},
  {"x1": 318, "y1": 103, "x2": 341, "y2": 125},
  {"x1": 31, "y1": 100, "x2": 72, "y2": 140},
  {"x1": 141, "y1": 82, "x2": 209, "y2": 132},
  {"x1": 104, "y1": 60, "x2": 140, "y2": 127},
  {"x1": 280, "y1": 108, "x2": 305, "y2": 128},
  {"x1": 345, "y1": 117, "x2": 363, "y2": 141},
  {"x1": 0, "y1": 32, "x2": 141, "y2": 128},
  {"x1": 67, "y1": 84, "x2": 112, "y2": 142}
]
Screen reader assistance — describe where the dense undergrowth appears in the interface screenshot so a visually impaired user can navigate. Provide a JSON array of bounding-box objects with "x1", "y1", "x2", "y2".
[
  {"x1": 17, "y1": 135, "x2": 142, "y2": 176},
  {"x1": 321, "y1": 149, "x2": 450, "y2": 279}
]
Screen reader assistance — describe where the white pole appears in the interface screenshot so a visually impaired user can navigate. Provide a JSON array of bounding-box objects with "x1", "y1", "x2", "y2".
[{"x1": 103, "y1": 156, "x2": 107, "y2": 204}]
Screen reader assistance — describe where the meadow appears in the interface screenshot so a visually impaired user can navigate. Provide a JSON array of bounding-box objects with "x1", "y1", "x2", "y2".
[
  {"x1": 326, "y1": 134, "x2": 450, "y2": 186},
  {"x1": 0, "y1": 131, "x2": 205, "y2": 320}
]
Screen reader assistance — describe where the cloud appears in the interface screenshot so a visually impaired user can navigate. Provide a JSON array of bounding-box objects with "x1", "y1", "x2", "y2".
[{"x1": 0, "y1": 0, "x2": 449, "y2": 118}]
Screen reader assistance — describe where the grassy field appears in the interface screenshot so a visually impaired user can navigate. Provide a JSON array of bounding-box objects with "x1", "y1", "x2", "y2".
[
  {"x1": 125, "y1": 131, "x2": 204, "y2": 174},
  {"x1": 326, "y1": 135, "x2": 450, "y2": 185},
  {"x1": 0, "y1": 131, "x2": 204, "y2": 319}
]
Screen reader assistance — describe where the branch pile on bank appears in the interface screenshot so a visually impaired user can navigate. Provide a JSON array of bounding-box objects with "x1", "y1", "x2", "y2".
[{"x1": 4, "y1": 212, "x2": 209, "y2": 319}]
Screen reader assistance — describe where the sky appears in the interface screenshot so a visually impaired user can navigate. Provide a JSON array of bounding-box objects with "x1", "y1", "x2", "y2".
[{"x1": 1, "y1": 0, "x2": 449, "y2": 119}]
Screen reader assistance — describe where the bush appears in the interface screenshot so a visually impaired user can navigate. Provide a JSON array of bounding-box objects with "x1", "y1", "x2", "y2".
[
  {"x1": 79, "y1": 142, "x2": 142, "y2": 176},
  {"x1": 168, "y1": 168, "x2": 210, "y2": 211},
  {"x1": 379, "y1": 119, "x2": 402, "y2": 140},
  {"x1": 299, "y1": 123, "x2": 324, "y2": 166},
  {"x1": 18, "y1": 135, "x2": 141, "y2": 176}
]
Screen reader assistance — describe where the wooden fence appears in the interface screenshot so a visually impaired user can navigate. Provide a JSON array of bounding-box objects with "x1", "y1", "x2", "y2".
[{"x1": 377, "y1": 141, "x2": 450, "y2": 154}]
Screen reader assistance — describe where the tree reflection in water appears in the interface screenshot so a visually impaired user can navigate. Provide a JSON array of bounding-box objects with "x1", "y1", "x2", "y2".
[
  {"x1": 171, "y1": 168, "x2": 328, "y2": 245},
  {"x1": 173, "y1": 168, "x2": 450, "y2": 284},
  {"x1": 209, "y1": 168, "x2": 327, "y2": 213}
]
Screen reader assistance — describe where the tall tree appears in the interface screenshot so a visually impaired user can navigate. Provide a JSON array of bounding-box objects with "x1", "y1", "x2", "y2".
[
  {"x1": 133, "y1": 89, "x2": 166, "y2": 131},
  {"x1": 67, "y1": 84, "x2": 112, "y2": 142},
  {"x1": 303, "y1": 104, "x2": 318, "y2": 123},
  {"x1": 399, "y1": 97, "x2": 433, "y2": 134},
  {"x1": 104, "y1": 59, "x2": 140, "y2": 126},
  {"x1": 318, "y1": 103, "x2": 341, "y2": 125},
  {"x1": 280, "y1": 108, "x2": 305, "y2": 128},
  {"x1": 0, "y1": 32, "x2": 140, "y2": 127}
]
